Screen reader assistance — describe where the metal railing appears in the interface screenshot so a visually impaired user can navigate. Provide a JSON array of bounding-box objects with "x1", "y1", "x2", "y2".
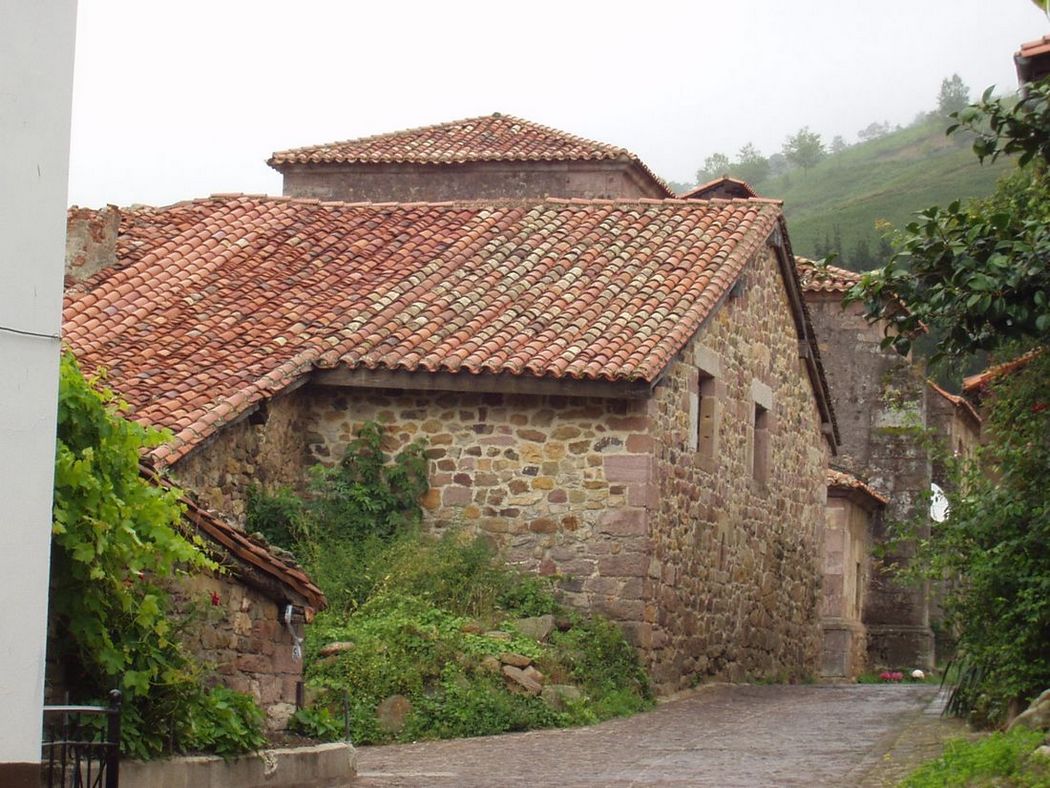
[{"x1": 41, "y1": 690, "x2": 121, "y2": 788}]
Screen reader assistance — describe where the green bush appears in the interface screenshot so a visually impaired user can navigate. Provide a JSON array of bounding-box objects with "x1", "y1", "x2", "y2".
[
  {"x1": 184, "y1": 687, "x2": 267, "y2": 757},
  {"x1": 289, "y1": 706, "x2": 344, "y2": 741},
  {"x1": 51, "y1": 354, "x2": 266, "y2": 759},
  {"x1": 901, "y1": 728, "x2": 1050, "y2": 787}
]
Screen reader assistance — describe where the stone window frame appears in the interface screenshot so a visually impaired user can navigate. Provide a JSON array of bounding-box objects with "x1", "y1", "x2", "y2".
[
  {"x1": 749, "y1": 380, "x2": 774, "y2": 492},
  {"x1": 688, "y1": 347, "x2": 723, "y2": 472}
]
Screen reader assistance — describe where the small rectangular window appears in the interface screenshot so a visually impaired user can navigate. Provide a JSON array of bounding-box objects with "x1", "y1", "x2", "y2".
[
  {"x1": 698, "y1": 374, "x2": 718, "y2": 462},
  {"x1": 753, "y1": 403, "x2": 769, "y2": 486},
  {"x1": 689, "y1": 370, "x2": 719, "y2": 463}
]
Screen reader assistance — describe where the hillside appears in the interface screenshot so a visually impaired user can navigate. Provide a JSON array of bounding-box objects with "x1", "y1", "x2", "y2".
[{"x1": 755, "y1": 118, "x2": 1013, "y2": 264}]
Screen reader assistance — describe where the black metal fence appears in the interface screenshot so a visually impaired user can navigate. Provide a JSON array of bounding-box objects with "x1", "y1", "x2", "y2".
[{"x1": 41, "y1": 690, "x2": 121, "y2": 788}]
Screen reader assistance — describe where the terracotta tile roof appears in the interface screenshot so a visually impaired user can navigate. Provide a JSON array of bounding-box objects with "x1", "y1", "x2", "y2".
[
  {"x1": 827, "y1": 468, "x2": 888, "y2": 507},
  {"x1": 962, "y1": 348, "x2": 1044, "y2": 394},
  {"x1": 273, "y1": 113, "x2": 632, "y2": 166},
  {"x1": 63, "y1": 195, "x2": 791, "y2": 465},
  {"x1": 1018, "y1": 34, "x2": 1050, "y2": 60},
  {"x1": 268, "y1": 113, "x2": 674, "y2": 196},
  {"x1": 927, "y1": 380, "x2": 981, "y2": 427},
  {"x1": 794, "y1": 257, "x2": 861, "y2": 294},
  {"x1": 679, "y1": 176, "x2": 760, "y2": 200},
  {"x1": 141, "y1": 462, "x2": 326, "y2": 611}
]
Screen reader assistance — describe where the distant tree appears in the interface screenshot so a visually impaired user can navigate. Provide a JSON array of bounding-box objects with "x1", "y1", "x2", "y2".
[
  {"x1": 782, "y1": 127, "x2": 826, "y2": 170},
  {"x1": 733, "y1": 143, "x2": 770, "y2": 185},
  {"x1": 938, "y1": 73, "x2": 971, "y2": 116},
  {"x1": 830, "y1": 135, "x2": 848, "y2": 154},
  {"x1": 857, "y1": 121, "x2": 890, "y2": 142},
  {"x1": 696, "y1": 152, "x2": 731, "y2": 183},
  {"x1": 767, "y1": 152, "x2": 790, "y2": 178},
  {"x1": 876, "y1": 237, "x2": 894, "y2": 264},
  {"x1": 663, "y1": 179, "x2": 694, "y2": 195},
  {"x1": 850, "y1": 235, "x2": 875, "y2": 269}
]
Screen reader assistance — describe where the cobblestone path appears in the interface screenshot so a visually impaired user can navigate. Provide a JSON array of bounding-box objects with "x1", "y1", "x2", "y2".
[{"x1": 354, "y1": 683, "x2": 968, "y2": 787}]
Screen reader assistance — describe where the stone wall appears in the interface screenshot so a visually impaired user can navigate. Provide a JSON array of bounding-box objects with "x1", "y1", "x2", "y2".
[
  {"x1": 805, "y1": 293, "x2": 935, "y2": 670},
  {"x1": 644, "y1": 245, "x2": 828, "y2": 691},
  {"x1": 821, "y1": 495, "x2": 875, "y2": 678},
  {"x1": 172, "y1": 571, "x2": 304, "y2": 730},
  {"x1": 278, "y1": 160, "x2": 666, "y2": 203},
  {"x1": 297, "y1": 386, "x2": 655, "y2": 646},
  {"x1": 65, "y1": 206, "x2": 119, "y2": 283},
  {"x1": 172, "y1": 389, "x2": 312, "y2": 519}
]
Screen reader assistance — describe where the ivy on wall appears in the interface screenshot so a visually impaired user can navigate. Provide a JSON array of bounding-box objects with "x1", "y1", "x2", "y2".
[{"x1": 50, "y1": 353, "x2": 264, "y2": 758}]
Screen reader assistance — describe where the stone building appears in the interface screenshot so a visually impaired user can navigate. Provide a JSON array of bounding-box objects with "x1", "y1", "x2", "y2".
[
  {"x1": 796, "y1": 259, "x2": 981, "y2": 670},
  {"x1": 63, "y1": 186, "x2": 839, "y2": 692},
  {"x1": 820, "y1": 469, "x2": 886, "y2": 679},
  {"x1": 268, "y1": 113, "x2": 673, "y2": 202}
]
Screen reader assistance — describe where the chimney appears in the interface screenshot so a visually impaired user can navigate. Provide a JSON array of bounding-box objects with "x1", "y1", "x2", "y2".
[{"x1": 65, "y1": 206, "x2": 120, "y2": 284}]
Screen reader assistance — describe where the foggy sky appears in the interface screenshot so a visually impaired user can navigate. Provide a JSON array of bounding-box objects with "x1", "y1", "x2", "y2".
[{"x1": 67, "y1": 1, "x2": 1046, "y2": 206}]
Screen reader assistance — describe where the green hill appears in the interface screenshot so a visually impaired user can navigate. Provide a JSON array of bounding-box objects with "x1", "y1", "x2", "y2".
[{"x1": 758, "y1": 118, "x2": 1013, "y2": 264}]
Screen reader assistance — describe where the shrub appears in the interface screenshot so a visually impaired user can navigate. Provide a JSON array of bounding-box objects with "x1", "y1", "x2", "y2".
[
  {"x1": 184, "y1": 687, "x2": 267, "y2": 757},
  {"x1": 901, "y1": 728, "x2": 1050, "y2": 787},
  {"x1": 249, "y1": 421, "x2": 652, "y2": 745},
  {"x1": 288, "y1": 706, "x2": 344, "y2": 741}
]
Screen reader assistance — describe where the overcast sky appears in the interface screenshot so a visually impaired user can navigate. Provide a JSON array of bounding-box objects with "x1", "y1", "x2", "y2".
[{"x1": 68, "y1": 1, "x2": 1046, "y2": 207}]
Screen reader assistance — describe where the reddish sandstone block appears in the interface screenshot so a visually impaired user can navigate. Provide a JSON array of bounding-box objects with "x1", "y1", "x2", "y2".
[
  {"x1": 597, "y1": 553, "x2": 648, "y2": 577},
  {"x1": 604, "y1": 454, "x2": 651, "y2": 483},
  {"x1": 597, "y1": 508, "x2": 648, "y2": 536}
]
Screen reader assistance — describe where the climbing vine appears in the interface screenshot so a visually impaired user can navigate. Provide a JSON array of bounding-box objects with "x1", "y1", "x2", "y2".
[{"x1": 51, "y1": 353, "x2": 264, "y2": 757}]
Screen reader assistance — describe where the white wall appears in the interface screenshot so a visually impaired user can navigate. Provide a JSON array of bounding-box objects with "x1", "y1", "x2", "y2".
[{"x1": 0, "y1": 0, "x2": 78, "y2": 766}]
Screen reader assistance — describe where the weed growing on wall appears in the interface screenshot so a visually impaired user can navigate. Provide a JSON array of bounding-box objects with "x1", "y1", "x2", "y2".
[
  {"x1": 51, "y1": 354, "x2": 265, "y2": 758},
  {"x1": 248, "y1": 421, "x2": 652, "y2": 743}
]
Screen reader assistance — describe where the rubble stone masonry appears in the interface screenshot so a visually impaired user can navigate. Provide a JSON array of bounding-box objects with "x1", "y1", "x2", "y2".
[{"x1": 644, "y1": 245, "x2": 828, "y2": 690}]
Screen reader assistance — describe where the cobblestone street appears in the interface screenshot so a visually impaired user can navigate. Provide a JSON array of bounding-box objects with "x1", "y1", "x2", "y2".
[{"x1": 354, "y1": 683, "x2": 967, "y2": 787}]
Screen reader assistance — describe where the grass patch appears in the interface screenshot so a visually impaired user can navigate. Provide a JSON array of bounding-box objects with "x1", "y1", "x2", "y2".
[
  {"x1": 759, "y1": 117, "x2": 1010, "y2": 260},
  {"x1": 901, "y1": 728, "x2": 1050, "y2": 787}
]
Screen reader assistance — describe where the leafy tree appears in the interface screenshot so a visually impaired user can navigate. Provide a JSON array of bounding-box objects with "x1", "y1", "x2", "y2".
[
  {"x1": 937, "y1": 73, "x2": 971, "y2": 116},
  {"x1": 830, "y1": 135, "x2": 848, "y2": 154},
  {"x1": 733, "y1": 143, "x2": 770, "y2": 184},
  {"x1": 695, "y1": 152, "x2": 730, "y2": 183},
  {"x1": 912, "y1": 350, "x2": 1050, "y2": 725},
  {"x1": 850, "y1": 81, "x2": 1050, "y2": 360},
  {"x1": 782, "y1": 127, "x2": 826, "y2": 170},
  {"x1": 850, "y1": 79, "x2": 1050, "y2": 725}
]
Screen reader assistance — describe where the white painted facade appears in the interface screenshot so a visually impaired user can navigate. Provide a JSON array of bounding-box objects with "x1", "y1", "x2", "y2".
[{"x1": 0, "y1": 0, "x2": 78, "y2": 767}]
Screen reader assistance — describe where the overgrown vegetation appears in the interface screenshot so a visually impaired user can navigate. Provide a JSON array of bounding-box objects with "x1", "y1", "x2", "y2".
[
  {"x1": 51, "y1": 354, "x2": 266, "y2": 758},
  {"x1": 900, "y1": 728, "x2": 1050, "y2": 787},
  {"x1": 924, "y1": 350, "x2": 1049, "y2": 726},
  {"x1": 848, "y1": 79, "x2": 1050, "y2": 727},
  {"x1": 248, "y1": 422, "x2": 651, "y2": 745}
]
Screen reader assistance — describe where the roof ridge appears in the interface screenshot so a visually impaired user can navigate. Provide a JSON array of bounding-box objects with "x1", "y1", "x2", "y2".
[
  {"x1": 268, "y1": 112, "x2": 632, "y2": 162},
  {"x1": 194, "y1": 192, "x2": 777, "y2": 211}
]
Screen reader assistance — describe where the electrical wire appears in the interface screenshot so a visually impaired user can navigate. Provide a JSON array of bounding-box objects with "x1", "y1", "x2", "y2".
[{"x1": 0, "y1": 324, "x2": 61, "y2": 341}]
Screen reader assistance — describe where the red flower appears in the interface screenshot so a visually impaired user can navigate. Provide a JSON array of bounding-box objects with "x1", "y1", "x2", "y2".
[
  {"x1": 1032, "y1": 402, "x2": 1048, "y2": 413},
  {"x1": 210, "y1": 591, "x2": 221, "y2": 606}
]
